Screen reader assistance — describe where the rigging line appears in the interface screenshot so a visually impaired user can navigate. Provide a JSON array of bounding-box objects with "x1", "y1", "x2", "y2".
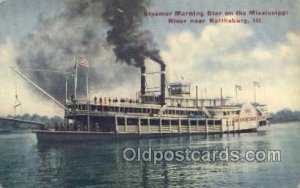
[
  {"x1": 12, "y1": 69, "x2": 22, "y2": 116},
  {"x1": 12, "y1": 68, "x2": 18, "y2": 96}
]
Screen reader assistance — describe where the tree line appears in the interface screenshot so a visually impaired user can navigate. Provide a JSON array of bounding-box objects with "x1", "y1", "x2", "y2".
[
  {"x1": 0, "y1": 114, "x2": 63, "y2": 129},
  {"x1": 269, "y1": 109, "x2": 300, "y2": 123}
]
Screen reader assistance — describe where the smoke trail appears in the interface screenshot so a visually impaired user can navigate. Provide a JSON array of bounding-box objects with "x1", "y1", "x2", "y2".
[
  {"x1": 16, "y1": 0, "x2": 163, "y2": 101},
  {"x1": 103, "y1": 0, "x2": 164, "y2": 66}
]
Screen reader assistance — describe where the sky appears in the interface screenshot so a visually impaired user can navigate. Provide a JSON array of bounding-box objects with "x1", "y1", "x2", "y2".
[{"x1": 0, "y1": 0, "x2": 299, "y2": 117}]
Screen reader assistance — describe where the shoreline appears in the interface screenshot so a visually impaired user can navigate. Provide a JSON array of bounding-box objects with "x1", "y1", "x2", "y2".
[{"x1": 269, "y1": 120, "x2": 300, "y2": 125}]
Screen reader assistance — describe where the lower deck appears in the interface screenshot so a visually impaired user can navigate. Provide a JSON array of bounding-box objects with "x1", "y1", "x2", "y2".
[
  {"x1": 64, "y1": 114, "x2": 244, "y2": 133},
  {"x1": 115, "y1": 116, "x2": 224, "y2": 134},
  {"x1": 39, "y1": 114, "x2": 262, "y2": 142}
]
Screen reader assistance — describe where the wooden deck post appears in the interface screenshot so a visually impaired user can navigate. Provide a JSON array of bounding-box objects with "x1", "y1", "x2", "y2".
[
  {"x1": 138, "y1": 117, "x2": 141, "y2": 135},
  {"x1": 125, "y1": 116, "x2": 127, "y2": 133},
  {"x1": 147, "y1": 117, "x2": 150, "y2": 133},
  {"x1": 221, "y1": 119, "x2": 224, "y2": 133},
  {"x1": 206, "y1": 119, "x2": 208, "y2": 134},
  {"x1": 179, "y1": 118, "x2": 181, "y2": 134},
  {"x1": 115, "y1": 115, "x2": 118, "y2": 135},
  {"x1": 159, "y1": 118, "x2": 162, "y2": 134},
  {"x1": 227, "y1": 120, "x2": 230, "y2": 133},
  {"x1": 188, "y1": 119, "x2": 191, "y2": 134}
]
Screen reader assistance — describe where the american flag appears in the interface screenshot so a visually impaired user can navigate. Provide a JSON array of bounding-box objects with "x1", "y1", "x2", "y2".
[
  {"x1": 79, "y1": 57, "x2": 89, "y2": 68},
  {"x1": 235, "y1": 85, "x2": 242, "y2": 90},
  {"x1": 254, "y1": 81, "x2": 260, "y2": 88}
]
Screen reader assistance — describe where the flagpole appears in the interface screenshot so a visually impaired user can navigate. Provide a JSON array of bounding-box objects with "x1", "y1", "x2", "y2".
[
  {"x1": 235, "y1": 85, "x2": 242, "y2": 104},
  {"x1": 65, "y1": 74, "x2": 68, "y2": 104},
  {"x1": 73, "y1": 56, "x2": 78, "y2": 131},
  {"x1": 235, "y1": 86, "x2": 238, "y2": 104},
  {"x1": 220, "y1": 87, "x2": 223, "y2": 106},
  {"x1": 86, "y1": 67, "x2": 89, "y2": 100},
  {"x1": 86, "y1": 61, "x2": 90, "y2": 132},
  {"x1": 74, "y1": 57, "x2": 78, "y2": 100},
  {"x1": 65, "y1": 73, "x2": 68, "y2": 129},
  {"x1": 254, "y1": 82, "x2": 256, "y2": 104}
]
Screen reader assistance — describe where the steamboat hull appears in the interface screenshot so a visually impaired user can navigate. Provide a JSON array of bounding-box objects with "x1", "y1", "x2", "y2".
[
  {"x1": 35, "y1": 103, "x2": 268, "y2": 143},
  {"x1": 34, "y1": 124, "x2": 259, "y2": 143}
]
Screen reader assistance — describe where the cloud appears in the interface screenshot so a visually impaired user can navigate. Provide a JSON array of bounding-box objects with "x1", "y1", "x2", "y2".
[
  {"x1": 1, "y1": 15, "x2": 299, "y2": 116},
  {"x1": 0, "y1": 38, "x2": 141, "y2": 116},
  {"x1": 0, "y1": 39, "x2": 65, "y2": 116},
  {"x1": 0, "y1": 0, "x2": 6, "y2": 4},
  {"x1": 162, "y1": 23, "x2": 300, "y2": 111}
]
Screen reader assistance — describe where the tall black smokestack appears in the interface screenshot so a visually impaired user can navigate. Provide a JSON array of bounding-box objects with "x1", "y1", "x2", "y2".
[
  {"x1": 161, "y1": 64, "x2": 166, "y2": 106},
  {"x1": 141, "y1": 65, "x2": 146, "y2": 95}
]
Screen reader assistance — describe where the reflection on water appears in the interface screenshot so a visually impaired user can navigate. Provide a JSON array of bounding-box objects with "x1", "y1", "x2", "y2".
[{"x1": 0, "y1": 122, "x2": 299, "y2": 187}]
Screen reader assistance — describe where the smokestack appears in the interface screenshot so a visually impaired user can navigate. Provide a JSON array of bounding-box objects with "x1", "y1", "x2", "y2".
[
  {"x1": 141, "y1": 65, "x2": 146, "y2": 95},
  {"x1": 160, "y1": 64, "x2": 166, "y2": 106}
]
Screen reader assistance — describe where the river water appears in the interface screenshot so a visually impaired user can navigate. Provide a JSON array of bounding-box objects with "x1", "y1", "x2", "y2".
[{"x1": 0, "y1": 122, "x2": 299, "y2": 187}]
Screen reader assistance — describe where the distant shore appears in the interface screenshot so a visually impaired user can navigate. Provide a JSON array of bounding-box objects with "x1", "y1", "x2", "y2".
[{"x1": 270, "y1": 120, "x2": 300, "y2": 125}]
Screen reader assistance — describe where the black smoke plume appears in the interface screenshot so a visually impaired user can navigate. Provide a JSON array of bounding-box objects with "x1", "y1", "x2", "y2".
[
  {"x1": 103, "y1": 0, "x2": 164, "y2": 66},
  {"x1": 16, "y1": 0, "x2": 164, "y2": 101}
]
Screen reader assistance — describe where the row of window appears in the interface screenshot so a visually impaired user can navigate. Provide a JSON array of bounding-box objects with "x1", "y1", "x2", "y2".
[
  {"x1": 223, "y1": 111, "x2": 240, "y2": 116},
  {"x1": 117, "y1": 118, "x2": 222, "y2": 126},
  {"x1": 68, "y1": 104, "x2": 203, "y2": 116}
]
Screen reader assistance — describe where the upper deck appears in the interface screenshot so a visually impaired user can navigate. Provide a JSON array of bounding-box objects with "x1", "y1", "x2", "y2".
[{"x1": 65, "y1": 95, "x2": 241, "y2": 119}]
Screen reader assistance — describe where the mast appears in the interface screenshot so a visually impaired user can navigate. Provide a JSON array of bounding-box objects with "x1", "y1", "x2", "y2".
[
  {"x1": 220, "y1": 87, "x2": 223, "y2": 106},
  {"x1": 74, "y1": 57, "x2": 78, "y2": 100},
  {"x1": 65, "y1": 75, "x2": 68, "y2": 104},
  {"x1": 253, "y1": 81, "x2": 260, "y2": 104},
  {"x1": 235, "y1": 85, "x2": 238, "y2": 104},
  {"x1": 196, "y1": 85, "x2": 198, "y2": 107},
  {"x1": 86, "y1": 64, "x2": 90, "y2": 131},
  {"x1": 86, "y1": 66, "x2": 89, "y2": 100}
]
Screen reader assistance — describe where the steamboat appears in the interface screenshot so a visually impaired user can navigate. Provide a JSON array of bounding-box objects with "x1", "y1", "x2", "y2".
[{"x1": 13, "y1": 61, "x2": 270, "y2": 143}]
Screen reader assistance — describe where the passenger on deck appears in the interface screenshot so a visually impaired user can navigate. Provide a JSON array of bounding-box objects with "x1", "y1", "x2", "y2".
[
  {"x1": 59, "y1": 123, "x2": 64, "y2": 131},
  {"x1": 55, "y1": 123, "x2": 59, "y2": 131},
  {"x1": 113, "y1": 97, "x2": 118, "y2": 103},
  {"x1": 74, "y1": 124, "x2": 78, "y2": 131},
  {"x1": 95, "y1": 123, "x2": 100, "y2": 132},
  {"x1": 99, "y1": 97, "x2": 102, "y2": 105},
  {"x1": 94, "y1": 96, "x2": 97, "y2": 104},
  {"x1": 108, "y1": 97, "x2": 111, "y2": 105}
]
